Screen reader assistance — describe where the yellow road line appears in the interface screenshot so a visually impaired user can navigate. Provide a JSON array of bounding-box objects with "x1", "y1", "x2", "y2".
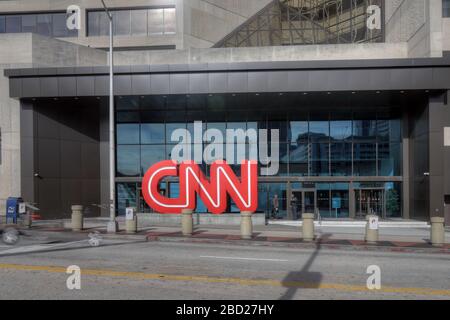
[{"x1": 0, "y1": 263, "x2": 449, "y2": 297}]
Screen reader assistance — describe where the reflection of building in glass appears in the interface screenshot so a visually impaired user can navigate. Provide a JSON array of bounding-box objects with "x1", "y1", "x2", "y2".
[{"x1": 215, "y1": 0, "x2": 384, "y2": 48}]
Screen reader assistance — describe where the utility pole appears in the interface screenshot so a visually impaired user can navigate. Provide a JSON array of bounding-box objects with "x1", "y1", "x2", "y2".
[{"x1": 101, "y1": 0, "x2": 118, "y2": 233}]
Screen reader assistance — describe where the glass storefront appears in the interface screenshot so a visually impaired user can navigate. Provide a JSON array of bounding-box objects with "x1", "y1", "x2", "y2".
[{"x1": 115, "y1": 94, "x2": 403, "y2": 218}]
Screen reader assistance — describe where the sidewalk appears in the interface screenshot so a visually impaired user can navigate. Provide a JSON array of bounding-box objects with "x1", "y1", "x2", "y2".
[{"x1": 18, "y1": 219, "x2": 450, "y2": 254}]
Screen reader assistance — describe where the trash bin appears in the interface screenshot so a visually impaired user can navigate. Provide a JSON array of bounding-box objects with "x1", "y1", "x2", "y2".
[{"x1": 5, "y1": 197, "x2": 25, "y2": 224}]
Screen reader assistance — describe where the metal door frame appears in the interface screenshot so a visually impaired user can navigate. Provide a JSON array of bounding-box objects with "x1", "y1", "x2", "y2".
[
  {"x1": 354, "y1": 187, "x2": 386, "y2": 218},
  {"x1": 291, "y1": 188, "x2": 317, "y2": 216}
]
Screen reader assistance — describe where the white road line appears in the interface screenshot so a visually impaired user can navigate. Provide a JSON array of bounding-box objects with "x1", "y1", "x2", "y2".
[{"x1": 200, "y1": 256, "x2": 289, "y2": 262}]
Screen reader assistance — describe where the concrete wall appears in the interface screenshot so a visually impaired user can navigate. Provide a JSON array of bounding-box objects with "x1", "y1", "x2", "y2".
[
  {"x1": 0, "y1": 33, "x2": 106, "y2": 217},
  {"x1": 182, "y1": 0, "x2": 272, "y2": 48},
  {"x1": 443, "y1": 18, "x2": 450, "y2": 51},
  {"x1": 385, "y1": 0, "x2": 443, "y2": 57},
  {"x1": 114, "y1": 42, "x2": 409, "y2": 65},
  {"x1": 0, "y1": 0, "x2": 184, "y2": 49}
]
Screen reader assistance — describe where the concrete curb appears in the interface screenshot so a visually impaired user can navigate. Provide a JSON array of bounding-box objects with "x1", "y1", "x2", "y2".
[{"x1": 144, "y1": 235, "x2": 450, "y2": 255}]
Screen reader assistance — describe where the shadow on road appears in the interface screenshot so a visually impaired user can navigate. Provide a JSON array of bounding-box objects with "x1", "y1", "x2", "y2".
[{"x1": 279, "y1": 233, "x2": 332, "y2": 300}]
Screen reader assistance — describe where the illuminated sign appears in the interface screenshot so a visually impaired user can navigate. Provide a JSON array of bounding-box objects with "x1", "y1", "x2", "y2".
[{"x1": 142, "y1": 160, "x2": 258, "y2": 214}]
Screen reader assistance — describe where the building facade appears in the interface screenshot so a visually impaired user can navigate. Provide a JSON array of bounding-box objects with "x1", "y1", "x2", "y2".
[{"x1": 1, "y1": 0, "x2": 450, "y2": 223}]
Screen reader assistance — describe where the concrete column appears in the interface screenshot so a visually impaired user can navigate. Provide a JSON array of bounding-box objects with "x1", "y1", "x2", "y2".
[
  {"x1": 181, "y1": 209, "x2": 193, "y2": 236},
  {"x1": 302, "y1": 213, "x2": 315, "y2": 242},
  {"x1": 71, "y1": 205, "x2": 84, "y2": 232},
  {"x1": 365, "y1": 215, "x2": 379, "y2": 244},
  {"x1": 125, "y1": 207, "x2": 137, "y2": 234},
  {"x1": 430, "y1": 217, "x2": 445, "y2": 246},
  {"x1": 240, "y1": 211, "x2": 253, "y2": 240}
]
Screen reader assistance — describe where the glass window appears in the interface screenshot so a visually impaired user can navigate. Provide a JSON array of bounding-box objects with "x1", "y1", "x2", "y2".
[
  {"x1": 353, "y1": 143, "x2": 376, "y2": 176},
  {"x1": 378, "y1": 119, "x2": 401, "y2": 142},
  {"x1": 116, "y1": 111, "x2": 140, "y2": 123},
  {"x1": 166, "y1": 123, "x2": 187, "y2": 144},
  {"x1": 113, "y1": 10, "x2": 131, "y2": 36},
  {"x1": 52, "y1": 13, "x2": 68, "y2": 37},
  {"x1": 444, "y1": 0, "x2": 450, "y2": 17},
  {"x1": 6, "y1": 15, "x2": 21, "y2": 33},
  {"x1": 37, "y1": 14, "x2": 51, "y2": 36},
  {"x1": 317, "y1": 183, "x2": 330, "y2": 217},
  {"x1": 164, "y1": 8, "x2": 176, "y2": 34},
  {"x1": 289, "y1": 121, "x2": 308, "y2": 143},
  {"x1": 309, "y1": 121, "x2": 329, "y2": 141},
  {"x1": 353, "y1": 113, "x2": 377, "y2": 141},
  {"x1": 131, "y1": 10, "x2": 147, "y2": 36},
  {"x1": 141, "y1": 123, "x2": 165, "y2": 144},
  {"x1": 330, "y1": 120, "x2": 352, "y2": 141},
  {"x1": 21, "y1": 15, "x2": 36, "y2": 33},
  {"x1": 378, "y1": 142, "x2": 401, "y2": 176},
  {"x1": 141, "y1": 145, "x2": 166, "y2": 175},
  {"x1": 87, "y1": 11, "x2": 100, "y2": 36},
  {"x1": 311, "y1": 143, "x2": 330, "y2": 176},
  {"x1": 148, "y1": 8, "x2": 164, "y2": 35},
  {"x1": 117, "y1": 124, "x2": 140, "y2": 144},
  {"x1": 385, "y1": 182, "x2": 402, "y2": 218},
  {"x1": 117, "y1": 145, "x2": 140, "y2": 177},
  {"x1": 117, "y1": 96, "x2": 140, "y2": 110},
  {"x1": 0, "y1": 16, "x2": 5, "y2": 33},
  {"x1": 330, "y1": 183, "x2": 349, "y2": 218},
  {"x1": 330, "y1": 143, "x2": 352, "y2": 176},
  {"x1": 117, "y1": 183, "x2": 137, "y2": 215}
]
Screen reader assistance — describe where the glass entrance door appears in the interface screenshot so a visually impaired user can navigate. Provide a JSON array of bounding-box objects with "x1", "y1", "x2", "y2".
[
  {"x1": 291, "y1": 189, "x2": 317, "y2": 219},
  {"x1": 355, "y1": 189, "x2": 385, "y2": 218}
]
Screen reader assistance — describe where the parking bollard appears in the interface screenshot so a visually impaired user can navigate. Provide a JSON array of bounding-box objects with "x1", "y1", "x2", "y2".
[
  {"x1": 365, "y1": 215, "x2": 379, "y2": 244},
  {"x1": 182, "y1": 209, "x2": 193, "y2": 236},
  {"x1": 430, "y1": 217, "x2": 445, "y2": 246},
  {"x1": 71, "y1": 205, "x2": 84, "y2": 232},
  {"x1": 302, "y1": 213, "x2": 315, "y2": 242},
  {"x1": 240, "y1": 211, "x2": 253, "y2": 240},
  {"x1": 125, "y1": 207, "x2": 138, "y2": 234}
]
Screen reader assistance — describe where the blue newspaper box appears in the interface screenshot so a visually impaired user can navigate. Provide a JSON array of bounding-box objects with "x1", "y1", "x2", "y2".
[{"x1": 5, "y1": 197, "x2": 24, "y2": 224}]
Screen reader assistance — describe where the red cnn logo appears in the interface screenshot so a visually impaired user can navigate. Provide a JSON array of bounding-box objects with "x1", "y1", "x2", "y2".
[{"x1": 142, "y1": 160, "x2": 258, "y2": 214}]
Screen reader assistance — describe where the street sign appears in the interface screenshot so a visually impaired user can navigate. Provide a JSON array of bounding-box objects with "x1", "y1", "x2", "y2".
[{"x1": 332, "y1": 197, "x2": 341, "y2": 209}]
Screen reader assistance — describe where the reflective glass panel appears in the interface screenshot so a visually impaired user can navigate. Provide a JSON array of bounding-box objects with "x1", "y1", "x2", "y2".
[
  {"x1": 117, "y1": 124, "x2": 140, "y2": 144},
  {"x1": 117, "y1": 145, "x2": 140, "y2": 177}
]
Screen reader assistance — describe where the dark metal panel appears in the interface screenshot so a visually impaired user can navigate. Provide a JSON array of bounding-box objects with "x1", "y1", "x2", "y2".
[
  {"x1": 268, "y1": 71, "x2": 288, "y2": 92},
  {"x1": 228, "y1": 72, "x2": 248, "y2": 93},
  {"x1": 390, "y1": 69, "x2": 412, "y2": 90},
  {"x1": 114, "y1": 75, "x2": 132, "y2": 95},
  {"x1": 169, "y1": 73, "x2": 189, "y2": 94},
  {"x1": 348, "y1": 69, "x2": 370, "y2": 91},
  {"x1": 76, "y1": 76, "x2": 95, "y2": 96},
  {"x1": 40, "y1": 77, "x2": 58, "y2": 97},
  {"x1": 433, "y1": 68, "x2": 450, "y2": 88},
  {"x1": 369, "y1": 69, "x2": 391, "y2": 90},
  {"x1": 131, "y1": 74, "x2": 151, "y2": 95},
  {"x1": 309, "y1": 70, "x2": 329, "y2": 91},
  {"x1": 22, "y1": 78, "x2": 41, "y2": 97},
  {"x1": 209, "y1": 72, "x2": 228, "y2": 93},
  {"x1": 150, "y1": 74, "x2": 170, "y2": 94},
  {"x1": 94, "y1": 76, "x2": 109, "y2": 96},
  {"x1": 287, "y1": 71, "x2": 309, "y2": 92},
  {"x1": 9, "y1": 78, "x2": 22, "y2": 97},
  {"x1": 189, "y1": 73, "x2": 209, "y2": 94},
  {"x1": 411, "y1": 68, "x2": 433, "y2": 89},
  {"x1": 248, "y1": 71, "x2": 268, "y2": 92},
  {"x1": 58, "y1": 77, "x2": 77, "y2": 97},
  {"x1": 327, "y1": 70, "x2": 350, "y2": 91}
]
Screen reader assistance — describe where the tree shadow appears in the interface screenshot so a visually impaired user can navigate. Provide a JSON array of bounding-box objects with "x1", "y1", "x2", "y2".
[{"x1": 279, "y1": 233, "x2": 332, "y2": 300}]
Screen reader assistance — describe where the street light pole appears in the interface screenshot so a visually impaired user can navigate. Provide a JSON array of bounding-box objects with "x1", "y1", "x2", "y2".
[{"x1": 101, "y1": 0, "x2": 118, "y2": 233}]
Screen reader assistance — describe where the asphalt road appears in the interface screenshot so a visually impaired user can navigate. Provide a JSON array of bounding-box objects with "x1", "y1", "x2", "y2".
[{"x1": 0, "y1": 236, "x2": 448, "y2": 300}]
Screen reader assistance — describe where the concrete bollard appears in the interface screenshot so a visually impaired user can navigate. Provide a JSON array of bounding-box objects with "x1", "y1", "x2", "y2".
[
  {"x1": 125, "y1": 207, "x2": 138, "y2": 234},
  {"x1": 24, "y1": 210, "x2": 32, "y2": 229},
  {"x1": 365, "y1": 215, "x2": 379, "y2": 244},
  {"x1": 430, "y1": 217, "x2": 445, "y2": 246},
  {"x1": 302, "y1": 213, "x2": 315, "y2": 242},
  {"x1": 181, "y1": 209, "x2": 193, "y2": 236},
  {"x1": 240, "y1": 211, "x2": 253, "y2": 240},
  {"x1": 71, "y1": 205, "x2": 84, "y2": 232}
]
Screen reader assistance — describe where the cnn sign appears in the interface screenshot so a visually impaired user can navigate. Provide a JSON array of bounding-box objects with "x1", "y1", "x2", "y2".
[{"x1": 142, "y1": 160, "x2": 258, "y2": 214}]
